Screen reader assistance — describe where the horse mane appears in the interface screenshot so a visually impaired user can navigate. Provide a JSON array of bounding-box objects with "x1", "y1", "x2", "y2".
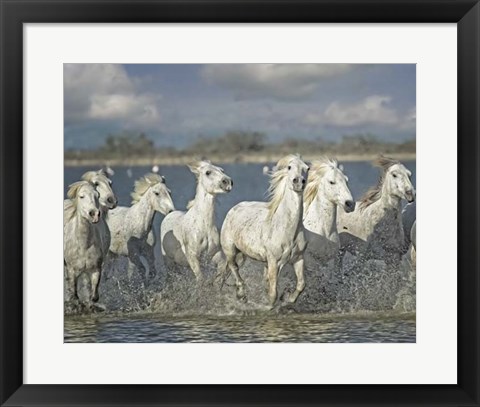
[
  {"x1": 303, "y1": 157, "x2": 338, "y2": 211},
  {"x1": 266, "y1": 154, "x2": 302, "y2": 219},
  {"x1": 81, "y1": 169, "x2": 111, "y2": 183},
  {"x1": 64, "y1": 181, "x2": 90, "y2": 222},
  {"x1": 359, "y1": 155, "x2": 400, "y2": 210},
  {"x1": 131, "y1": 173, "x2": 164, "y2": 204}
]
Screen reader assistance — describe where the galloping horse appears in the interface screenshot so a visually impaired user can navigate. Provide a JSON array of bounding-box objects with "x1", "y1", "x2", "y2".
[
  {"x1": 303, "y1": 157, "x2": 355, "y2": 271},
  {"x1": 64, "y1": 181, "x2": 103, "y2": 306},
  {"x1": 160, "y1": 160, "x2": 233, "y2": 281},
  {"x1": 107, "y1": 173, "x2": 175, "y2": 281},
  {"x1": 337, "y1": 156, "x2": 415, "y2": 269},
  {"x1": 220, "y1": 154, "x2": 309, "y2": 308}
]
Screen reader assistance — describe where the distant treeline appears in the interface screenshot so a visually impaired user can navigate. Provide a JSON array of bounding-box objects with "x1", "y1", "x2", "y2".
[{"x1": 64, "y1": 131, "x2": 415, "y2": 162}]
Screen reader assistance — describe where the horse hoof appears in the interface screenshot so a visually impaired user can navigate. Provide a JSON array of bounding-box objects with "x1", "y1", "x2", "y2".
[
  {"x1": 237, "y1": 293, "x2": 247, "y2": 303},
  {"x1": 92, "y1": 302, "x2": 106, "y2": 312},
  {"x1": 280, "y1": 289, "x2": 292, "y2": 303}
]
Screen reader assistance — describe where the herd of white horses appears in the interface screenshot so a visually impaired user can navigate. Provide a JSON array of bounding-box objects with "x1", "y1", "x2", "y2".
[{"x1": 64, "y1": 154, "x2": 416, "y2": 312}]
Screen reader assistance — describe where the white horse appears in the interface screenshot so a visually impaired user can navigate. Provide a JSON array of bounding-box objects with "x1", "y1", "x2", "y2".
[
  {"x1": 64, "y1": 181, "x2": 103, "y2": 306},
  {"x1": 337, "y1": 156, "x2": 415, "y2": 268},
  {"x1": 107, "y1": 173, "x2": 175, "y2": 281},
  {"x1": 78, "y1": 169, "x2": 117, "y2": 256},
  {"x1": 220, "y1": 154, "x2": 309, "y2": 308},
  {"x1": 160, "y1": 160, "x2": 233, "y2": 281},
  {"x1": 303, "y1": 158, "x2": 355, "y2": 270}
]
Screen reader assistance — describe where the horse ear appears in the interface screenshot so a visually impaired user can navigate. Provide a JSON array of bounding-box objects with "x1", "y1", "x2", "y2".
[
  {"x1": 97, "y1": 168, "x2": 110, "y2": 178},
  {"x1": 187, "y1": 162, "x2": 200, "y2": 175},
  {"x1": 339, "y1": 164, "x2": 344, "y2": 172}
]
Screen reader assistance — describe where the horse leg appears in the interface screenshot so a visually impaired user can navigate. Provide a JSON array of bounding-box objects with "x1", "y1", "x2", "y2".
[
  {"x1": 144, "y1": 246, "x2": 157, "y2": 281},
  {"x1": 335, "y1": 248, "x2": 345, "y2": 275},
  {"x1": 410, "y1": 246, "x2": 416, "y2": 269},
  {"x1": 212, "y1": 251, "x2": 227, "y2": 285},
  {"x1": 185, "y1": 249, "x2": 203, "y2": 283},
  {"x1": 229, "y1": 260, "x2": 246, "y2": 301},
  {"x1": 90, "y1": 269, "x2": 101, "y2": 303},
  {"x1": 266, "y1": 261, "x2": 279, "y2": 309},
  {"x1": 128, "y1": 255, "x2": 146, "y2": 283},
  {"x1": 65, "y1": 266, "x2": 78, "y2": 302},
  {"x1": 287, "y1": 258, "x2": 306, "y2": 304}
]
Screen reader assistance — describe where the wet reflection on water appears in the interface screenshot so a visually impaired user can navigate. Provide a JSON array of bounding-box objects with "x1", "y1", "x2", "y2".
[{"x1": 65, "y1": 312, "x2": 415, "y2": 343}]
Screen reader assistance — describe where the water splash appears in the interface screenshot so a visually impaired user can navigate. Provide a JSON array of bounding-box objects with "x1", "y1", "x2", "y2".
[{"x1": 80, "y1": 251, "x2": 415, "y2": 317}]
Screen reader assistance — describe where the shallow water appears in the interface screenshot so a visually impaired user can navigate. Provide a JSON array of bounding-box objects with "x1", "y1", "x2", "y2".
[
  {"x1": 64, "y1": 161, "x2": 416, "y2": 343},
  {"x1": 64, "y1": 312, "x2": 415, "y2": 343}
]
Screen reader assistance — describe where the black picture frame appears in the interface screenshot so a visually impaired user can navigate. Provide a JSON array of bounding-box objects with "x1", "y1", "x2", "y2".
[{"x1": 1, "y1": 1, "x2": 479, "y2": 406}]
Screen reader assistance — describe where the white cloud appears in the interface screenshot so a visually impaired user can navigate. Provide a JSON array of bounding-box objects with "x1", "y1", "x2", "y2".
[
  {"x1": 302, "y1": 95, "x2": 416, "y2": 131},
  {"x1": 323, "y1": 95, "x2": 399, "y2": 127},
  {"x1": 201, "y1": 64, "x2": 352, "y2": 100},
  {"x1": 399, "y1": 106, "x2": 416, "y2": 130},
  {"x1": 64, "y1": 64, "x2": 161, "y2": 127}
]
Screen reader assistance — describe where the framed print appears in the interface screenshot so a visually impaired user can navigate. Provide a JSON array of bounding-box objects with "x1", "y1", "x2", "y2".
[{"x1": 1, "y1": 0, "x2": 479, "y2": 406}]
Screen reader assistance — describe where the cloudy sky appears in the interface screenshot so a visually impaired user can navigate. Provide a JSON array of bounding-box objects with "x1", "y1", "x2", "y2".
[{"x1": 64, "y1": 64, "x2": 415, "y2": 150}]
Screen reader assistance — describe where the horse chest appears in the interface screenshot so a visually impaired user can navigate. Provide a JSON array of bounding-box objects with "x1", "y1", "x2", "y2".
[
  {"x1": 277, "y1": 232, "x2": 305, "y2": 263},
  {"x1": 189, "y1": 225, "x2": 219, "y2": 255}
]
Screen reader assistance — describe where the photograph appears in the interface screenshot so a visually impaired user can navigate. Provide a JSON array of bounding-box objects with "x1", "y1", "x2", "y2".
[{"x1": 63, "y1": 63, "x2": 416, "y2": 343}]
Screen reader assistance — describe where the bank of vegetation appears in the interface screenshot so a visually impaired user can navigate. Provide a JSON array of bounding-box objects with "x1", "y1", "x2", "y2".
[{"x1": 64, "y1": 131, "x2": 416, "y2": 166}]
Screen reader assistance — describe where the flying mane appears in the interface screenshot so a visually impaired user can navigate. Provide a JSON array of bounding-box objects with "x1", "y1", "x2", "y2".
[
  {"x1": 64, "y1": 181, "x2": 91, "y2": 223},
  {"x1": 266, "y1": 154, "x2": 302, "y2": 219},
  {"x1": 131, "y1": 173, "x2": 165, "y2": 205},
  {"x1": 303, "y1": 157, "x2": 339, "y2": 211},
  {"x1": 359, "y1": 155, "x2": 400, "y2": 210}
]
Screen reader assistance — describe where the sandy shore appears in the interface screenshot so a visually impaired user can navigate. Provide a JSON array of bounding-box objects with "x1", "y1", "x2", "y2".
[{"x1": 64, "y1": 152, "x2": 416, "y2": 167}]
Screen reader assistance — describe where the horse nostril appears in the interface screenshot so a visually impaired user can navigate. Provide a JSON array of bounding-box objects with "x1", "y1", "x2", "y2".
[
  {"x1": 293, "y1": 177, "x2": 299, "y2": 183},
  {"x1": 302, "y1": 179, "x2": 306, "y2": 185},
  {"x1": 89, "y1": 210, "x2": 96, "y2": 218},
  {"x1": 345, "y1": 200, "x2": 355, "y2": 210}
]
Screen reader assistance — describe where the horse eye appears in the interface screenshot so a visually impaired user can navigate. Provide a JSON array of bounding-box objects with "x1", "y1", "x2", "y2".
[
  {"x1": 288, "y1": 166, "x2": 291, "y2": 170},
  {"x1": 307, "y1": 167, "x2": 310, "y2": 172},
  {"x1": 206, "y1": 171, "x2": 211, "y2": 176},
  {"x1": 94, "y1": 182, "x2": 99, "y2": 186},
  {"x1": 329, "y1": 181, "x2": 335, "y2": 185},
  {"x1": 392, "y1": 173, "x2": 397, "y2": 178},
  {"x1": 154, "y1": 191, "x2": 159, "y2": 196},
  {"x1": 79, "y1": 195, "x2": 84, "y2": 199}
]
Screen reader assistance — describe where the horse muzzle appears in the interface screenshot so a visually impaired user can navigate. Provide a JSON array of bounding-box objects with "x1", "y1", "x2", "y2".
[
  {"x1": 405, "y1": 190, "x2": 415, "y2": 203},
  {"x1": 106, "y1": 196, "x2": 118, "y2": 209},
  {"x1": 221, "y1": 177, "x2": 233, "y2": 192},
  {"x1": 292, "y1": 177, "x2": 306, "y2": 192},
  {"x1": 344, "y1": 200, "x2": 356, "y2": 213},
  {"x1": 89, "y1": 209, "x2": 100, "y2": 223}
]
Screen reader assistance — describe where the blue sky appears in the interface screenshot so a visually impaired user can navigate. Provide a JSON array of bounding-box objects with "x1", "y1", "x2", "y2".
[{"x1": 64, "y1": 64, "x2": 415, "y2": 150}]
